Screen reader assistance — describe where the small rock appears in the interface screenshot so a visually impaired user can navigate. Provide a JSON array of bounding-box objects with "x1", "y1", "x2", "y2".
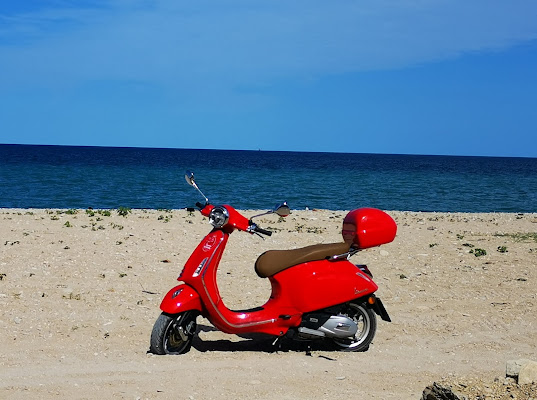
[
  {"x1": 422, "y1": 382, "x2": 467, "y2": 400},
  {"x1": 519, "y1": 360, "x2": 537, "y2": 385}
]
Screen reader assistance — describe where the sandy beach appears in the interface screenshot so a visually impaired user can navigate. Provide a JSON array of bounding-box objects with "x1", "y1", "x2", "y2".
[{"x1": 1, "y1": 208, "x2": 536, "y2": 399}]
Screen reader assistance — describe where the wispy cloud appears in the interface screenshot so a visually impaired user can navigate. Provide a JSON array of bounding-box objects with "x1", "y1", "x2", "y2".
[{"x1": 1, "y1": 0, "x2": 537, "y2": 91}]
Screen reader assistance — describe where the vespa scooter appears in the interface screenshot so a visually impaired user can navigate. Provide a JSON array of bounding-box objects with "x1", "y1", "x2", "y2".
[{"x1": 150, "y1": 171, "x2": 396, "y2": 354}]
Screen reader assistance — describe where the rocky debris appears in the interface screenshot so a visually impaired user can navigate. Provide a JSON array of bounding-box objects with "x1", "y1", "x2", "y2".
[
  {"x1": 424, "y1": 379, "x2": 537, "y2": 400},
  {"x1": 423, "y1": 360, "x2": 537, "y2": 399},
  {"x1": 453, "y1": 379, "x2": 537, "y2": 400}
]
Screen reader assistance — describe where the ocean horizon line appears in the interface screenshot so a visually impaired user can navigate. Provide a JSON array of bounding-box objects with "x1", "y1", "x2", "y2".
[{"x1": 2, "y1": 142, "x2": 535, "y2": 160}]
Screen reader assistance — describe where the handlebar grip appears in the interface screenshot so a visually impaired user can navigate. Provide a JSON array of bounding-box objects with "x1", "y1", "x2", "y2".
[
  {"x1": 195, "y1": 202, "x2": 204, "y2": 210},
  {"x1": 255, "y1": 226, "x2": 273, "y2": 236}
]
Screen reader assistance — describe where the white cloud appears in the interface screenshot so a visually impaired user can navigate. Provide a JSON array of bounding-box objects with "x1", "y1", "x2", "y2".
[{"x1": 1, "y1": 0, "x2": 537, "y2": 90}]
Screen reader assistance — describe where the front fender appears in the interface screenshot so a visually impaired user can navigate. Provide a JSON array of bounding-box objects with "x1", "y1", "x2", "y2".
[{"x1": 160, "y1": 284, "x2": 202, "y2": 315}]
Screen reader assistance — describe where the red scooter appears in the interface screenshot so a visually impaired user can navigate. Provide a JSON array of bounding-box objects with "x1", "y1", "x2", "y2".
[{"x1": 150, "y1": 171, "x2": 397, "y2": 354}]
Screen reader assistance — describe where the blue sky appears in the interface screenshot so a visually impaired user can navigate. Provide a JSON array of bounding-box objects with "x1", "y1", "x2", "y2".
[{"x1": 1, "y1": 1, "x2": 537, "y2": 157}]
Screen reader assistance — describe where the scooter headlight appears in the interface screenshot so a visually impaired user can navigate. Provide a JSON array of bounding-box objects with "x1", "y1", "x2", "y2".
[{"x1": 209, "y1": 206, "x2": 229, "y2": 228}]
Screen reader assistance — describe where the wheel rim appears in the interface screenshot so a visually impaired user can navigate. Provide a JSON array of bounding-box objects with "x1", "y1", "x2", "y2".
[
  {"x1": 332, "y1": 303, "x2": 371, "y2": 349},
  {"x1": 163, "y1": 313, "x2": 197, "y2": 354}
]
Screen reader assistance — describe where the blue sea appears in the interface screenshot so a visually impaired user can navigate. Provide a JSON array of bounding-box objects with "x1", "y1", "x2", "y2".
[{"x1": 1, "y1": 144, "x2": 536, "y2": 212}]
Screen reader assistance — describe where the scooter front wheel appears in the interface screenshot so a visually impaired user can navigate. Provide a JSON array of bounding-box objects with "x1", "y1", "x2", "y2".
[
  {"x1": 331, "y1": 302, "x2": 377, "y2": 352},
  {"x1": 150, "y1": 311, "x2": 198, "y2": 355}
]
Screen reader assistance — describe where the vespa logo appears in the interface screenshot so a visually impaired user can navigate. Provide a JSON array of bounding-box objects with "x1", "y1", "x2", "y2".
[{"x1": 203, "y1": 236, "x2": 217, "y2": 252}]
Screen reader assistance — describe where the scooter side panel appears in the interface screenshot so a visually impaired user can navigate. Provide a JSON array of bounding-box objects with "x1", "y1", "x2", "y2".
[
  {"x1": 271, "y1": 259, "x2": 378, "y2": 312},
  {"x1": 160, "y1": 284, "x2": 203, "y2": 315}
]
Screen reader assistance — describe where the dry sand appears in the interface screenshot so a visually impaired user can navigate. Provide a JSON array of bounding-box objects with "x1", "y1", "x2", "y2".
[{"x1": 1, "y1": 208, "x2": 536, "y2": 399}]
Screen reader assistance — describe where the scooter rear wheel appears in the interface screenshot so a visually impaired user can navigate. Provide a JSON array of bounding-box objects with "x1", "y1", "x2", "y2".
[
  {"x1": 331, "y1": 302, "x2": 377, "y2": 352},
  {"x1": 150, "y1": 311, "x2": 198, "y2": 355}
]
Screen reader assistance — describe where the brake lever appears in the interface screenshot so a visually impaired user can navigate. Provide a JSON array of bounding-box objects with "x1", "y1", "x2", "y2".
[{"x1": 248, "y1": 223, "x2": 266, "y2": 240}]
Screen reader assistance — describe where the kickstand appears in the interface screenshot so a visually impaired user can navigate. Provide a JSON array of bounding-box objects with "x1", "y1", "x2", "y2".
[{"x1": 271, "y1": 336, "x2": 284, "y2": 352}]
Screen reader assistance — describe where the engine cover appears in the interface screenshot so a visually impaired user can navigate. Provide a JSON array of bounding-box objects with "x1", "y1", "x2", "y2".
[{"x1": 318, "y1": 315, "x2": 358, "y2": 338}]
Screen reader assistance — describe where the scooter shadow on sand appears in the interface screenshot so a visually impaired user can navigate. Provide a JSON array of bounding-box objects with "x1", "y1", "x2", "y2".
[
  {"x1": 190, "y1": 323, "x2": 354, "y2": 354},
  {"x1": 191, "y1": 325, "x2": 277, "y2": 353}
]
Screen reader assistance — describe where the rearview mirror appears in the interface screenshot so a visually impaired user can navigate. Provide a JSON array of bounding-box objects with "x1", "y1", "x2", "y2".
[
  {"x1": 184, "y1": 170, "x2": 209, "y2": 204},
  {"x1": 185, "y1": 170, "x2": 195, "y2": 186},
  {"x1": 274, "y1": 202, "x2": 291, "y2": 217}
]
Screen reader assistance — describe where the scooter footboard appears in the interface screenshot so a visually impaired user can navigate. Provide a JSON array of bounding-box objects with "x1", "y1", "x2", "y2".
[{"x1": 160, "y1": 284, "x2": 202, "y2": 315}]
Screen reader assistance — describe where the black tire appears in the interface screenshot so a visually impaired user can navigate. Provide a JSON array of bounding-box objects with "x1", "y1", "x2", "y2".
[
  {"x1": 331, "y1": 302, "x2": 377, "y2": 352},
  {"x1": 150, "y1": 311, "x2": 198, "y2": 355}
]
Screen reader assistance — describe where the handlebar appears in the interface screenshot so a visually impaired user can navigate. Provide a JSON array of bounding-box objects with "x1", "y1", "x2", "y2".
[
  {"x1": 253, "y1": 225, "x2": 273, "y2": 237},
  {"x1": 191, "y1": 200, "x2": 274, "y2": 237}
]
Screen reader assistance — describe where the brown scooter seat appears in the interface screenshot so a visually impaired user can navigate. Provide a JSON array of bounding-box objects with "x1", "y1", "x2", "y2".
[{"x1": 255, "y1": 242, "x2": 351, "y2": 278}]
